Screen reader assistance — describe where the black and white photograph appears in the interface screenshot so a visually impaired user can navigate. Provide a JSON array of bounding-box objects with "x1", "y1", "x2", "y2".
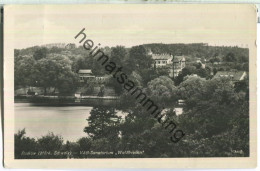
[{"x1": 3, "y1": 4, "x2": 257, "y2": 168}]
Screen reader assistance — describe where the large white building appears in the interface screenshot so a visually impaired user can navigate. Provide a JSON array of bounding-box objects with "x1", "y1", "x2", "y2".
[
  {"x1": 151, "y1": 53, "x2": 173, "y2": 67},
  {"x1": 148, "y1": 49, "x2": 173, "y2": 67},
  {"x1": 148, "y1": 49, "x2": 186, "y2": 78}
]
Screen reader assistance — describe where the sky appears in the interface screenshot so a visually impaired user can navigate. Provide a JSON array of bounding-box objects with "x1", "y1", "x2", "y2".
[{"x1": 5, "y1": 4, "x2": 257, "y2": 49}]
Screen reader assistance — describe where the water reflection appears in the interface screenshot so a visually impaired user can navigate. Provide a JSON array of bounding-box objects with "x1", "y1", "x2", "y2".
[{"x1": 15, "y1": 103, "x2": 90, "y2": 142}]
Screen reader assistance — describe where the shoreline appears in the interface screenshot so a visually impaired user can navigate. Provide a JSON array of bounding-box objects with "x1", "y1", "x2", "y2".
[{"x1": 15, "y1": 95, "x2": 120, "y2": 107}]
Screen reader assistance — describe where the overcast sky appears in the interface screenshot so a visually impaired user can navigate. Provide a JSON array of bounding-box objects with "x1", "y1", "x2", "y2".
[{"x1": 5, "y1": 4, "x2": 256, "y2": 49}]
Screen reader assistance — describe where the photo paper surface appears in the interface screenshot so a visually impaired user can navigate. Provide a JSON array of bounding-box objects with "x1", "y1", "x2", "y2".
[{"x1": 3, "y1": 4, "x2": 257, "y2": 168}]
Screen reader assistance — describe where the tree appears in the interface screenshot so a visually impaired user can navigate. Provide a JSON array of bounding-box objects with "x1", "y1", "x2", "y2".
[
  {"x1": 84, "y1": 107, "x2": 121, "y2": 140},
  {"x1": 33, "y1": 47, "x2": 48, "y2": 60},
  {"x1": 209, "y1": 56, "x2": 221, "y2": 64},
  {"x1": 156, "y1": 67, "x2": 169, "y2": 76},
  {"x1": 71, "y1": 56, "x2": 91, "y2": 73},
  {"x1": 141, "y1": 68, "x2": 158, "y2": 85},
  {"x1": 181, "y1": 77, "x2": 246, "y2": 135},
  {"x1": 57, "y1": 72, "x2": 79, "y2": 95},
  {"x1": 177, "y1": 76, "x2": 206, "y2": 105},
  {"x1": 82, "y1": 79, "x2": 96, "y2": 95},
  {"x1": 120, "y1": 105, "x2": 157, "y2": 152},
  {"x1": 174, "y1": 66, "x2": 196, "y2": 85},
  {"x1": 238, "y1": 55, "x2": 248, "y2": 63},
  {"x1": 128, "y1": 71, "x2": 143, "y2": 87},
  {"x1": 224, "y1": 52, "x2": 236, "y2": 62},
  {"x1": 37, "y1": 132, "x2": 63, "y2": 152},
  {"x1": 175, "y1": 76, "x2": 249, "y2": 156},
  {"x1": 33, "y1": 54, "x2": 79, "y2": 95},
  {"x1": 14, "y1": 49, "x2": 20, "y2": 58},
  {"x1": 15, "y1": 129, "x2": 37, "y2": 159},
  {"x1": 196, "y1": 68, "x2": 210, "y2": 78},
  {"x1": 126, "y1": 45, "x2": 153, "y2": 73},
  {"x1": 146, "y1": 76, "x2": 177, "y2": 105},
  {"x1": 105, "y1": 75, "x2": 123, "y2": 95},
  {"x1": 110, "y1": 46, "x2": 127, "y2": 67},
  {"x1": 77, "y1": 137, "x2": 92, "y2": 152},
  {"x1": 14, "y1": 55, "x2": 36, "y2": 89}
]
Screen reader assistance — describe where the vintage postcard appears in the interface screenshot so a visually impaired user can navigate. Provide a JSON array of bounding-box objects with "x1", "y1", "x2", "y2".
[{"x1": 3, "y1": 4, "x2": 257, "y2": 168}]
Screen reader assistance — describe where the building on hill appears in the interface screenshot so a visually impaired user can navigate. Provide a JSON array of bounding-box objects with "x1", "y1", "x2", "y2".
[
  {"x1": 65, "y1": 43, "x2": 76, "y2": 49},
  {"x1": 150, "y1": 53, "x2": 173, "y2": 68},
  {"x1": 173, "y1": 56, "x2": 186, "y2": 77},
  {"x1": 147, "y1": 49, "x2": 186, "y2": 78},
  {"x1": 78, "y1": 69, "x2": 95, "y2": 82},
  {"x1": 213, "y1": 71, "x2": 247, "y2": 82},
  {"x1": 41, "y1": 43, "x2": 67, "y2": 48}
]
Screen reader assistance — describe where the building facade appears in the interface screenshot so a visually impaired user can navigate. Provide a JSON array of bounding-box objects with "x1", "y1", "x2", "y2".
[
  {"x1": 152, "y1": 53, "x2": 173, "y2": 67},
  {"x1": 173, "y1": 56, "x2": 186, "y2": 77},
  {"x1": 213, "y1": 71, "x2": 247, "y2": 82},
  {"x1": 148, "y1": 50, "x2": 173, "y2": 68},
  {"x1": 148, "y1": 49, "x2": 186, "y2": 78},
  {"x1": 78, "y1": 69, "x2": 95, "y2": 82}
]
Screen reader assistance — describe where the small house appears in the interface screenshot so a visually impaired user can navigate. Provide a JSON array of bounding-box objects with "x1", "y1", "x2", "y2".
[
  {"x1": 213, "y1": 71, "x2": 247, "y2": 82},
  {"x1": 174, "y1": 108, "x2": 183, "y2": 116},
  {"x1": 78, "y1": 69, "x2": 95, "y2": 82}
]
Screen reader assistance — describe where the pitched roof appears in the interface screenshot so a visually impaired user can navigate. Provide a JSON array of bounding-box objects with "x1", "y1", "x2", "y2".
[
  {"x1": 78, "y1": 69, "x2": 92, "y2": 74},
  {"x1": 173, "y1": 56, "x2": 186, "y2": 62},
  {"x1": 213, "y1": 71, "x2": 246, "y2": 81},
  {"x1": 151, "y1": 53, "x2": 172, "y2": 60}
]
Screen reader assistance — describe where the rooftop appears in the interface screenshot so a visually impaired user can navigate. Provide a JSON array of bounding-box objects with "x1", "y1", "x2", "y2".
[
  {"x1": 213, "y1": 71, "x2": 246, "y2": 81},
  {"x1": 151, "y1": 53, "x2": 173, "y2": 60},
  {"x1": 78, "y1": 69, "x2": 93, "y2": 74},
  {"x1": 173, "y1": 56, "x2": 186, "y2": 62}
]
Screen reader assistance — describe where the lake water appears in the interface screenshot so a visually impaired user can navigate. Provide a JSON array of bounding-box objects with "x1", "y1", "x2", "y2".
[{"x1": 15, "y1": 103, "x2": 94, "y2": 142}]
